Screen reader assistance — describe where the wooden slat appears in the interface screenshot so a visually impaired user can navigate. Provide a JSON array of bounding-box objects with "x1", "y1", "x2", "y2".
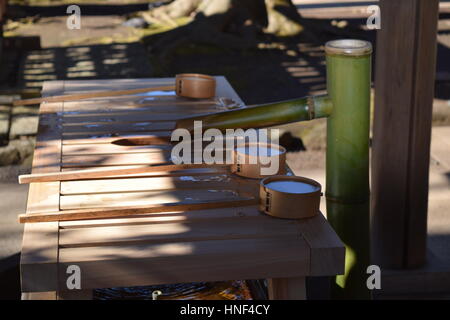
[
  {"x1": 57, "y1": 237, "x2": 310, "y2": 289},
  {"x1": 61, "y1": 151, "x2": 170, "y2": 167},
  {"x1": 62, "y1": 102, "x2": 222, "y2": 114},
  {"x1": 53, "y1": 77, "x2": 174, "y2": 92},
  {"x1": 62, "y1": 121, "x2": 175, "y2": 134},
  {"x1": 372, "y1": 0, "x2": 439, "y2": 268},
  {"x1": 59, "y1": 93, "x2": 244, "y2": 121},
  {"x1": 60, "y1": 173, "x2": 235, "y2": 194},
  {"x1": 62, "y1": 143, "x2": 170, "y2": 156},
  {"x1": 58, "y1": 76, "x2": 242, "y2": 111},
  {"x1": 20, "y1": 81, "x2": 64, "y2": 293},
  {"x1": 62, "y1": 93, "x2": 175, "y2": 102},
  {"x1": 59, "y1": 215, "x2": 300, "y2": 248},
  {"x1": 296, "y1": 213, "x2": 345, "y2": 276},
  {"x1": 62, "y1": 133, "x2": 171, "y2": 145},
  {"x1": 60, "y1": 206, "x2": 263, "y2": 229},
  {"x1": 13, "y1": 84, "x2": 175, "y2": 106},
  {"x1": 58, "y1": 206, "x2": 261, "y2": 229},
  {"x1": 62, "y1": 99, "x2": 221, "y2": 110},
  {"x1": 61, "y1": 131, "x2": 172, "y2": 143},
  {"x1": 59, "y1": 189, "x2": 246, "y2": 210}
]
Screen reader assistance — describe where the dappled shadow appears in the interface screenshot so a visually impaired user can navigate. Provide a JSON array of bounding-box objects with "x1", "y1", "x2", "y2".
[
  {"x1": 8, "y1": 3, "x2": 150, "y2": 18},
  {"x1": 18, "y1": 42, "x2": 153, "y2": 90},
  {"x1": 0, "y1": 253, "x2": 21, "y2": 300},
  {"x1": 141, "y1": 13, "x2": 376, "y2": 104}
]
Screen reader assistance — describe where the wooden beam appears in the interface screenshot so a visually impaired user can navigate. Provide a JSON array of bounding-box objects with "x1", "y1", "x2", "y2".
[
  {"x1": 296, "y1": 213, "x2": 345, "y2": 276},
  {"x1": 21, "y1": 291, "x2": 57, "y2": 300},
  {"x1": 267, "y1": 277, "x2": 306, "y2": 300},
  {"x1": 372, "y1": 0, "x2": 439, "y2": 268},
  {"x1": 57, "y1": 290, "x2": 93, "y2": 300},
  {"x1": 20, "y1": 81, "x2": 64, "y2": 293}
]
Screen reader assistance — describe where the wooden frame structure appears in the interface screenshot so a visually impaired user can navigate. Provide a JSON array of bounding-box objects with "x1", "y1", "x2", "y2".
[
  {"x1": 20, "y1": 77, "x2": 344, "y2": 300},
  {"x1": 372, "y1": 0, "x2": 440, "y2": 269}
]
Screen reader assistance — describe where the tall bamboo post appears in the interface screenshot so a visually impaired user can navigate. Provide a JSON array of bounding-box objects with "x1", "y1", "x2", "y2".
[{"x1": 325, "y1": 39, "x2": 372, "y2": 299}]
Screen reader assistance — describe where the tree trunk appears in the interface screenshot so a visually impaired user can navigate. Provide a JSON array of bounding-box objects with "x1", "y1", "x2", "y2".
[
  {"x1": 144, "y1": 0, "x2": 304, "y2": 37},
  {"x1": 264, "y1": 0, "x2": 303, "y2": 36}
]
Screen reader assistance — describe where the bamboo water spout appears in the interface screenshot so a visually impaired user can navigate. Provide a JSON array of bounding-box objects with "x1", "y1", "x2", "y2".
[
  {"x1": 175, "y1": 94, "x2": 333, "y2": 131},
  {"x1": 175, "y1": 39, "x2": 372, "y2": 299}
]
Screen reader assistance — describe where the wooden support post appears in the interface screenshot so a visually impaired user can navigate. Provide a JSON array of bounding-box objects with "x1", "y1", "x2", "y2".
[
  {"x1": 21, "y1": 292, "x2": 57, "y2": 300},
  {"x1": 57, "y1": 290, "x2": 93, "y2": 300},
  {"x1": 267, "y1": 277, "x2": 306, "y2": 300},
  {"x1": 372, "y1": 0, "x2": 440, "y2": 268}
]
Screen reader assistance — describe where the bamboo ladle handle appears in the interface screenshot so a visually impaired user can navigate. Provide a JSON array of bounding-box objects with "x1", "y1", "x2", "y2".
[
  {"x1": 18, "y1": 196, "x2": 258, "y2": 223},
  {"x1": 18, "y1": 163, "x2": 230, "y2": 184},
  {"x1": 13, "y1": 73, "x2": 216, "y2": 106}
]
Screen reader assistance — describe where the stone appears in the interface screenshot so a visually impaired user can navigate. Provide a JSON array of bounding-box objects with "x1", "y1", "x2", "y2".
[
  {"x1": 0, "y1": 145, "x2": 21, "y2": 166},
  {"x1": 9, "y1": 106, "x2": 39, "y2": 138},
  {"x1": 0, "y1": 105, "x2": 11, "y2": 145},
  {"x1": 0, "y1": 138, "x2": 35, "y2": 166}
]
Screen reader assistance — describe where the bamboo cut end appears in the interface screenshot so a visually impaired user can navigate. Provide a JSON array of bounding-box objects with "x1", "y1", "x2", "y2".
[
  {"x1": 18, "y1": 175, "x2": 28, "y2": 184},
  {"x1": 325, "y1": 39, "x2": 372, "y2": 56}
]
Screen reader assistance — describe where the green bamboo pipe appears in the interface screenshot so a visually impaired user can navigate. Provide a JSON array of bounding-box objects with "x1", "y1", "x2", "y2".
[
  {"x1": 175, "y1": 95, "x2": 333, "y2": 131},
  {"x1": 325, "y1": 39, "x2": 372, "y2": 299}
]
